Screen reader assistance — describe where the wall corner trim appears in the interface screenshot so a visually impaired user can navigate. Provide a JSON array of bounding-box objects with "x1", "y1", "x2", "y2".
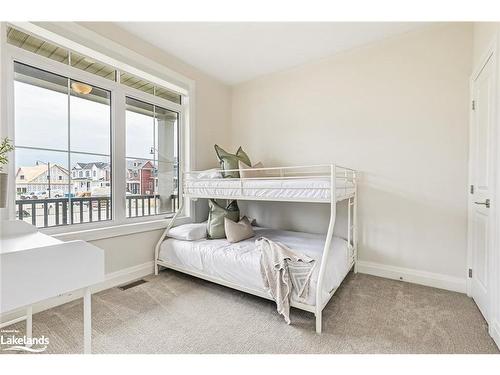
[{"x1": 357, "y1": 260, "x2": 467, "y2": 294}]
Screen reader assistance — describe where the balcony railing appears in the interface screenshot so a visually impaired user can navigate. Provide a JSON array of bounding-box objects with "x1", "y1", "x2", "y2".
[
  {"x1": 15, "y1": 194, "x2": 178, "y2": 228},
  {"x1": 16, "y1": 196, "x2": 111, "y2": 228},
  {"x1": 127, "y1": 194, "x2": 158, "y2": 218}
]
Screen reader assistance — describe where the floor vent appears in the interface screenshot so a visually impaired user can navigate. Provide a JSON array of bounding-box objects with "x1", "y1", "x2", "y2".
[{"x1": 118, "y1": 279, "x2": 148, "y2": 291}]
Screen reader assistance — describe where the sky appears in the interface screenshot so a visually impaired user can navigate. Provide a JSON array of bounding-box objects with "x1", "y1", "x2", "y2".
[{"x1": 14, "y1": 80, "x2": 176, "y2": 172}]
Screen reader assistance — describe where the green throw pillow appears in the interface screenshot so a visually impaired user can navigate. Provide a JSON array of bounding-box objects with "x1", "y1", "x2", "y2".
[
  {"x1": 207, "y1": 199, "x2": 240, "y2": 239},
  {"x1": 214, "y1": 144, "x2": 251, "y2": 178}
]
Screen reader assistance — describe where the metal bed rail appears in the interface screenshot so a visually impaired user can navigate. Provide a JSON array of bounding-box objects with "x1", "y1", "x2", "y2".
[{"x1": 183, "y1": 164, "x2": 356, "y2": 202}]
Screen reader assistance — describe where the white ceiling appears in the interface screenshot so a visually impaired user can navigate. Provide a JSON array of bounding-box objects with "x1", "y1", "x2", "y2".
[{"x1": 117, "y1": 22, "x2": 430, "y2": 85}]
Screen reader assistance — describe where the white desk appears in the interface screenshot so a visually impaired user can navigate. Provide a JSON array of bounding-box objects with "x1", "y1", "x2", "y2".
[{"x1": 0, "y1": 220, "x2": 104, "y2": 353}]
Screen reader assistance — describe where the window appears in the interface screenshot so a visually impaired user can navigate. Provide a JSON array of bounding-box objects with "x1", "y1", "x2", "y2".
[
  {"x1": 7, "y1": 26, "x2": 117, "y2": 82},
  {"x1": 7, "y1": 25, "x2": 180, "y2": 105},
  {"x1": 121, "y1": 71, "x2": 181, "y2": 105},
  {"x1": 70, "y1": 51, "x2": 116, "y2": 81},
  {"x1": 7, "y1": 25, "x2": 186, "y2": 232},
  {"x1": 14, "y1": 62, "x2": 112, "y2": 228},
  {"x1": 7, "y1": 26, "x2": 69, "y2": 64},
  {"x1": 125, "y1": 97, "x2": 179, "y2": 218}
]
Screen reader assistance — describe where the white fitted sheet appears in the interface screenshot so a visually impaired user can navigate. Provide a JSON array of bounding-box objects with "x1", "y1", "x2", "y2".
[
  {"x1": 183, "y1": 177, "x2": 354, "y2": 202},
  {"x1": 158, "y1": 227, "x2": 352, "y2": 306}
]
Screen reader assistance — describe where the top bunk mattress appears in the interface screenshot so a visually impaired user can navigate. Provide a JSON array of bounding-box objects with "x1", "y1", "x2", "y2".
[
  {"x1": 183, "y1": 177, "x2": 355, "y2": 202},
  {"x1": 158, "y1": 227, "x2": 353, "y2": 306}
]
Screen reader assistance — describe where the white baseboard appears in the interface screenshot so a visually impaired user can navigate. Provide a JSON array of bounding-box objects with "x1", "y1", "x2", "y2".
[
  {"x1": 356, "y1": 260, "x2": 466, "y2": 293},
  {"x1": 0, "y1": 261, "x2": 154, "y2": 326}
]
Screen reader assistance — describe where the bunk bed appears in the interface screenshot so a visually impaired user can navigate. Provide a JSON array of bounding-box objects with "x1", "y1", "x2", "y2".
[{"x1": 154, "y1": 164, "x2": 357, "y2": 333}]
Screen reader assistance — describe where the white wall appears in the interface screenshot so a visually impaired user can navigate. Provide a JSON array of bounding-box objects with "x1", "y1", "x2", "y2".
[
  {"x1": 231, "y1": 24, "x2": 473, "y2": 284},
  {"x1": 92, "y1": 230, "x2": 160, "y2": 273}
]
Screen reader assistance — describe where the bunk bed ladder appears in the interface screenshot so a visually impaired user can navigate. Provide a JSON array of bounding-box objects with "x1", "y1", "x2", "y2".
[{"x1": 315, "y1": 164, "x2": 337, "y2": 334}]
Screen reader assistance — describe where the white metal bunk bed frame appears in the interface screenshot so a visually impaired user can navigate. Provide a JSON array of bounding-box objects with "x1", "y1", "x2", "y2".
[{"x1": 154, "y1": 164, "x2": 357, "y2": 334}]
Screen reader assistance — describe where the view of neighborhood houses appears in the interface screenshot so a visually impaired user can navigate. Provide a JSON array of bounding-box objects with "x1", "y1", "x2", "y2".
[
  {"x1": 15, "y1": 161, "x2": 109, "y2": 198},
  {"x1": 15, "y1": 159, "x2": 170, "y2": 197},
  {"x1": 13, "y1": 62, "x2": 179, "y2": 228},
  {"x1": 126, "y1": 159, "x2": 155, "y2": 195}
]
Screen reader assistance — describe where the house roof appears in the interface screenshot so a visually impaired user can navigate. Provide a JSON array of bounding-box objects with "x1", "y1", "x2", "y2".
[
  {"x1": 127, "y1": 159, "x2": 154, "y2": 170},
  {"x1": 16, "y1": 164, "x2": 69, "y2": 183},
  {"x1": 73, "y1": 162, "x2": 110, "y2": 170}
]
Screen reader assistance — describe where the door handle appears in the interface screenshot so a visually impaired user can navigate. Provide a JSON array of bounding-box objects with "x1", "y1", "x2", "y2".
[{"x1": 474, "y1": 199, "x2": 490, "y2": 208}]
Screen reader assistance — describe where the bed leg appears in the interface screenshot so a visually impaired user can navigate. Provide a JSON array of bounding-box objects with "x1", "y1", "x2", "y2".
[
  {"x1": 154, "y1": 261, "x2": 159, "y2": 276},
  {"x1": 315, "y1": 311, "x2": 322, "y2": 334}
]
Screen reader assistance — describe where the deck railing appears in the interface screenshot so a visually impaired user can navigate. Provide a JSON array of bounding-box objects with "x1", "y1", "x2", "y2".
[
  {"x1": 15, "y1": 194, "x2": 178, "y2": 228},
  {"x1": 16, "y1": 196, "x2": 112, "y2": 228},
  {"x1": 126, "y1": 194, "x2": 158, "y2": 218}
]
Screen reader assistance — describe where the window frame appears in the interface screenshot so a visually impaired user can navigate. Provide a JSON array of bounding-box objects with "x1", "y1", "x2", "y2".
[
  {"x1": 1, "y1": 22, "x2": 195, "y2": 239},
  {"x1": 124, "y1": 95, "x2": 181, "y2": 218}
]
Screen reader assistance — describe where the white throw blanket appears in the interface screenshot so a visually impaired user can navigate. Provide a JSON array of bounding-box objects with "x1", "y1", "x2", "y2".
[{"x1": 257, "y1": 237, "x2": 316, "y2": 324}]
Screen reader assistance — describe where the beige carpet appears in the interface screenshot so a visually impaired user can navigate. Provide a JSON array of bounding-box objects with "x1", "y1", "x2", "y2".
[{"x1": 2, "y1": 271, "x2": 498, "y2": 354}]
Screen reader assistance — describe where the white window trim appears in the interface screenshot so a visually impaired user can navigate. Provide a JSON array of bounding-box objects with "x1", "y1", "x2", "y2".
[{"x1": 0, "y1": 22, "x2": 197, "y2": 240}]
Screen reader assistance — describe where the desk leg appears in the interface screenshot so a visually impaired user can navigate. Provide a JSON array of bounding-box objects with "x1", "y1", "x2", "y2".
[
  {"x1": 83, "y1": 287, "x2": 91, "y2": 354},
  {"x1": 26, "y1": 306, "x2": 33, "y2": 347}
]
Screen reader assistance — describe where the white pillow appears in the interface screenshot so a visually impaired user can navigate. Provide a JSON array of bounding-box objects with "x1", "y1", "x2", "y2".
[
  {"x1": 167, "y1": 222, "x2": 207, "y2": 241},
  {"x1": 196, "y1": 168, "x2": 222, "y2": 179}
]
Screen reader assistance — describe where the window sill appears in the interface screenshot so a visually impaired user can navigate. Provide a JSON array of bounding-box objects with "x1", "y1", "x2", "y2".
[{"x1": 48, "y1": 216, "x2": 191, "y2": 242}]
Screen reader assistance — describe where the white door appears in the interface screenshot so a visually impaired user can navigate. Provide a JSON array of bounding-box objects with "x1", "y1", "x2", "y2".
[{"x1": 469, "y1": 53, "x2": 496, "y2": 322}]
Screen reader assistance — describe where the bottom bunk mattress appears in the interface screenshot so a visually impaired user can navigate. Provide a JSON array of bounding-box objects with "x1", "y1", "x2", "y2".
[{"x1": 158, "y1": 227, "x2": 352, "y2": 306}]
